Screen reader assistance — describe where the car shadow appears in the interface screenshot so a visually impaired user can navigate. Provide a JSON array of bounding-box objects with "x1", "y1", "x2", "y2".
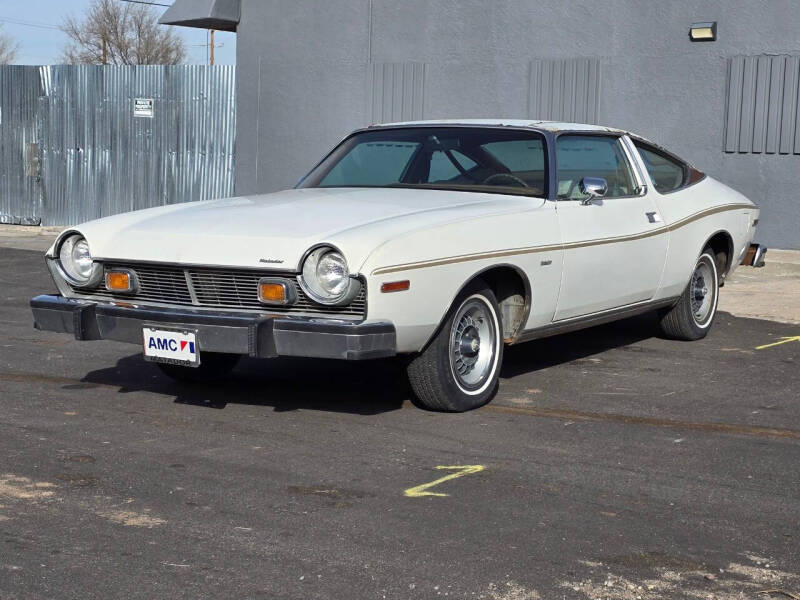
[
  {"x1": 81, "y1": 354, "x2": 412, "y2": 415},
  {"x1": 80, "y1": 313, "x2": 662, "y2": 413},
  {"x1": 500, "y1": 312, "x2": 662, "y2": 379}
]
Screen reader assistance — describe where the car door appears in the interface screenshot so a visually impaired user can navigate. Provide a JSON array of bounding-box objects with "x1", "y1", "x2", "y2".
[{"x1": 553, "y1": 133, "x2": 668, "y2": 321}]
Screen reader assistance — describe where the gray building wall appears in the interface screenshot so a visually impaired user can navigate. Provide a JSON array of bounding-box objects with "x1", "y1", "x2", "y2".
[{"x1": 234, "y1": 0, "x2": 800, "y2": 249}]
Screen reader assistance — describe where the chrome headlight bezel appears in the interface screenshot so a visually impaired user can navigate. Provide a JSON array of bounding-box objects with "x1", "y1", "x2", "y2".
[
  {"x1": 53, "y1": 231, "x2": 102, "y2": 288},
  {"x1": 297, "y1": 245, "x2": 361, "y2": 306}
]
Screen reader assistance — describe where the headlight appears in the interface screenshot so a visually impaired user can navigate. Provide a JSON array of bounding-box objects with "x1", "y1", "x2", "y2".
[
  {"x1": 56, "y1": 233, "x2": 99, "y2": 286},
  {"x1": 299, "y1": 246, "x2": 358, "y2": 305}
]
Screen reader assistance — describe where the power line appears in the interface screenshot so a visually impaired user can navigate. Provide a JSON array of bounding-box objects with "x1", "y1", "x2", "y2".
[
  {"x1": 118, "y1": 0, "x2": 173, "y2": 6},
  {"x1": 0, "y1": 16, "x2": 61, "y2": 30},
  {"x1": 0, "y1": 1, "x2": 173, "y2": 32}
]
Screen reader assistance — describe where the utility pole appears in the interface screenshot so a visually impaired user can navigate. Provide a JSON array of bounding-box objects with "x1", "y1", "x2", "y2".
[
  {"x1": 194, "y1": 31, "x2": 223, "y2": 64},
  {"x1": 209, "y1": 30, "x2": 215, "y2": 65}
]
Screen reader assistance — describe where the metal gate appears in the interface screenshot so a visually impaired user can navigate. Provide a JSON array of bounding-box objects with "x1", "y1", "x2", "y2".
[{"x1": 0, "y1": 65, "x2": 236, "y2": 226}]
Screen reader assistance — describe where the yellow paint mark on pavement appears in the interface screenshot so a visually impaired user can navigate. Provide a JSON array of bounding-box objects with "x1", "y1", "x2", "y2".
[
  {"x1": 404, "y1": 465, "x2": 485, "y2": 498},
  {"x1": 756, "y1": 336, "x2": 800, "y2": 350}
]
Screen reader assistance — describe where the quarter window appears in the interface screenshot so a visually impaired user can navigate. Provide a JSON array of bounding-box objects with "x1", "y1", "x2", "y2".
[
  {"x1": 633, "y1": 142, "x2": 686, "y2": 194},
  {"x1": 556, "y1": 135, "x2": 637, "y2": 200}
]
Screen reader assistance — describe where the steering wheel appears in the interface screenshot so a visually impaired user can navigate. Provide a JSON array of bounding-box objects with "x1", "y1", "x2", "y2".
[{"x1": 481, "y1": 173, "x2": 529, "y2": 188}]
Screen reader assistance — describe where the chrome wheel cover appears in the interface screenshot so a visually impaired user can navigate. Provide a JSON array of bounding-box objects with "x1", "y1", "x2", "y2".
[
  {"x1": 690, "y1": 256, "x2": 715, "y2": 326},
  {"x1": 449, "y1": 296, "x2": 498, "y2": 393}
]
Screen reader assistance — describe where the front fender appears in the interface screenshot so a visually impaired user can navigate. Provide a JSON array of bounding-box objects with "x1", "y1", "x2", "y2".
[{"x1": 361, "y1": 203, "x2": 561, "y2": 353}]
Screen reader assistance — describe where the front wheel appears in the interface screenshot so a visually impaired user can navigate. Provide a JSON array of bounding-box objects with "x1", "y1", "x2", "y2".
[
  {"x1": 156, "y1": 352, "x2": 240, "y2": 383},
  {"x1": 658, "y1": 247, "x2": 720, "y2": 340},
  {"x1": 406, "y1": 282, "x2": 503, "y2": 412}
]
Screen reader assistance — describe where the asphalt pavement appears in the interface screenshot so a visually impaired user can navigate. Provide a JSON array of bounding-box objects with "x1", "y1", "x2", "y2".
[{"x1": 1, "y1": 245, "x2": 798, "y2": 600}]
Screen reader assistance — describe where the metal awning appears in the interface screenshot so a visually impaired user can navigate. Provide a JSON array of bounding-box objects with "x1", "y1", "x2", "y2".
[{"x1": 159, "y1": 0, "x2": 240, "y2": 32}]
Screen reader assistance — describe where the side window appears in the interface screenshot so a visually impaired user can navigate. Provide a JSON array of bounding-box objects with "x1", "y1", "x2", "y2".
[
  {"x1": 633, "y1": 142, "x2": 686, "y2": 194},
  {"x1": 556, "y1": 135, "x2": 637, "y2": 200},
  {"x1": 480, "y1": 139, "x2": 546, "y2": 192},
  {"x1": 427, "y1": 149, "x2": 477, "y2": 183}
]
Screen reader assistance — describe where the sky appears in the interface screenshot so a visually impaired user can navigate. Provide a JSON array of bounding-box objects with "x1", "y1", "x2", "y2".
[{"x1": 0, "y1": 0, "x2": 236, "y2": 65}]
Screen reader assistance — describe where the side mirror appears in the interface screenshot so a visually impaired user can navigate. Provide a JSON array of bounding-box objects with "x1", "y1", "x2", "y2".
[{"x1": 579, "y1": 177, "x2": 607, "y2": 205}]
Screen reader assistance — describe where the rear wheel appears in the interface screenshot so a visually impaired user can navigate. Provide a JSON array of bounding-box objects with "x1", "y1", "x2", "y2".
[
  {"x1": 156, "y1": 352, "x2": 240, "y2": 383},
  {"x1": 658, "y1": 247, "x2": 719, "y2": 340},
  {"x1": 407, "y1": 282, "x2": 503, "y2": 412}
]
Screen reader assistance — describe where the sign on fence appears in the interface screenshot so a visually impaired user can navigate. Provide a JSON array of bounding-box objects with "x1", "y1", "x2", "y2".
[{"x1": 133, "y1": 98, "x2": 155, "y2": 118}]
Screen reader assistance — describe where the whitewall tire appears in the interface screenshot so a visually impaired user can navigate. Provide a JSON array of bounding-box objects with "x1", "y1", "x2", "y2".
[{"x1": 407, "y1": 281, "x2": 503, "y2": 411}]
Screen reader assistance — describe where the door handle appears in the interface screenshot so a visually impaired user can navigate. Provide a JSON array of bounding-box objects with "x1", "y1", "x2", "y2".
[{"x1": 646, "y1": 212, "x2": 662, "y2": 223}]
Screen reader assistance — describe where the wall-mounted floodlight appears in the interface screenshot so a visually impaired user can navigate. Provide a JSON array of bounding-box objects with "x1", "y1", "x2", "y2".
[{"x1": 690, "y1": 22, "x2": 717, "y2": 42}]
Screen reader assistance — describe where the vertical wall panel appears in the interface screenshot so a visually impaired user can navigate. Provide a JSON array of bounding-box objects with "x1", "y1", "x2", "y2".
[
  {"x1": 751, "y1": 56, "x2": 771, "y2": 153},
  {"x1": 724, "y1": 54, "x2": 800, "y2": 154},
  {"x1": 586, "y1": 59, "x2": 600, "y2": 124},
  {"x1": 528, "y1": 58, "x2": 600, "y2": 124},
  {"x1": 549, "y1": 61, "x2": 563, "y2": 119},
  {"x1": 367, "y1": 62, "x2": 426, "y2": 124},
  {"x1": 528, "y1": 59, "x2": 542, "y2": 118},
  {"x1": 765, "y1": 56, "x2": 785, "y2": 153},
  {"x1": 780, "y1": 56, "x2": 799, "y2": 155},
  {"x1": 724, "y1": 57, "x2": 744, "y2": 153},
  {"x1": 574, "y1": 59, "x2": 588, "y2": 122},
  {"x1": 738, "y1": 57, "x2": 757, "y2": 153},
  {"x1": 795, "y1": 68, "x2": 800, "y2": 154}
]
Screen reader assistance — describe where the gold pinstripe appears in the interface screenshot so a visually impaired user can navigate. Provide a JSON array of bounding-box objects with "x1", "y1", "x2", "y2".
[{"x1": 371, "y1": 203, "x2": 756, "y2": 276}]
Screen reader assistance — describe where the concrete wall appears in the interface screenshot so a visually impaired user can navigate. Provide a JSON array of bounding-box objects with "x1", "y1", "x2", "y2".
[{"x1": 235, "y1": 0, "x2": 800, "y2": 249}]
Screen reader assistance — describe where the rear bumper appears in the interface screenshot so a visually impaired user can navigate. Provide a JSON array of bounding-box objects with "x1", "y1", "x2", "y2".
[
  {"x1": 30, "y1": 295, "x2": 396, "y2": 361},
  {"x1": 741, "y1": 243, "x2": 767, "y2": 267}
]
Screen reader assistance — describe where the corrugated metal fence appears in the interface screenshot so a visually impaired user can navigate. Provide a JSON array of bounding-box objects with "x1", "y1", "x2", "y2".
[
  {"x1": 0, "y1": 65, "x2": 235, "y2": 226},
  {"x1": 0, "y1": 66, "x2": 43, "y2": 224}
]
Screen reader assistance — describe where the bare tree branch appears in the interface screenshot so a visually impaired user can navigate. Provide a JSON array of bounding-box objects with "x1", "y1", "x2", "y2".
[
  {"x1": 0, "y1": 25, "x2": 20, "y2": 64},
  {"x1": 60, "y1": 0, "x2": 185, "y2": 65}
]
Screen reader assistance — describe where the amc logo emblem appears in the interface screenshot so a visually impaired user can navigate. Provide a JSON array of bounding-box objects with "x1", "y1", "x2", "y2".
[{"x1": 147, "y1": 337, "x2": 196, "y2": 354}]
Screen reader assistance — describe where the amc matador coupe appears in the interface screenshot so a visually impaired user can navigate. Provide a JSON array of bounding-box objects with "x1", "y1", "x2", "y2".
[{"x1": 31, "y1": 120, "x2": 766, "y2": 411}]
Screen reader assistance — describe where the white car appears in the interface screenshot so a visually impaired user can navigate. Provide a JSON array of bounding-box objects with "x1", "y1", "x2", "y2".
[{"x1": 32, "y1": 120, "x2": 766, "y2": 411}]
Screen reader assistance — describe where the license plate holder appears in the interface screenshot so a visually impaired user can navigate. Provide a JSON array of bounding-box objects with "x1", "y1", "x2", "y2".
[{"x1": 142, "y1": 326, "x2": 200, "y2": 367}]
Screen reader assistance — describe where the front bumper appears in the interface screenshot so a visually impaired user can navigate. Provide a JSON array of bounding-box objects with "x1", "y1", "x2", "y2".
[{"x1": 30, "y1": 295, "x2": 396, "y2": 361}]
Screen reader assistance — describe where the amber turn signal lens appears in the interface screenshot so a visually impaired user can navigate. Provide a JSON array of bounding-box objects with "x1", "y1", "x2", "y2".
[
  {"x1": 258, "y1": 282, "x2": 287, "y2": 304},
  {"x1": 380, "y1": 280, "x2": 410, "y2": 293},
  {"x1": 105, "y1": 271, "x2": 132, "y2": 292}
]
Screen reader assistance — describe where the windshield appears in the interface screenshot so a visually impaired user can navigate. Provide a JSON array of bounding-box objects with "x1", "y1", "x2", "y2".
[{"x1": 298, "y1": 127, "x2": 548, "y2": 198}]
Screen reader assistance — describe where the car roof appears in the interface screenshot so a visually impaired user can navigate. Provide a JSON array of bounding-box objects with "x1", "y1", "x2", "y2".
[{"x1": 368, "y1": 119, "x2": 627, "y2": 134}]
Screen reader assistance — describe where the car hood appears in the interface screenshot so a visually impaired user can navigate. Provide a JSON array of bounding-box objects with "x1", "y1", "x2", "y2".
[{"x1": 67, "y1": 187, "x2": 537, "y2": 272}]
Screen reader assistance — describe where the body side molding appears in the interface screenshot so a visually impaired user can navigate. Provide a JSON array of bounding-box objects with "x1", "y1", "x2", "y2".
[{"x1": 371, "y1": 203, "x2": 755, "y2": 276}]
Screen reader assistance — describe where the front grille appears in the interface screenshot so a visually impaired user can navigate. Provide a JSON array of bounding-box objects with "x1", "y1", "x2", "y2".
[{"x1": 70, "y1": 262, "x2": 366, "y2": 317}]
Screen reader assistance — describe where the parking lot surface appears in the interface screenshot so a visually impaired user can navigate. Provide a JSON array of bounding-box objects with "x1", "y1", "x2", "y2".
[{"x1": 1, "y1": 244, "x2": 798, "y2": 599}]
